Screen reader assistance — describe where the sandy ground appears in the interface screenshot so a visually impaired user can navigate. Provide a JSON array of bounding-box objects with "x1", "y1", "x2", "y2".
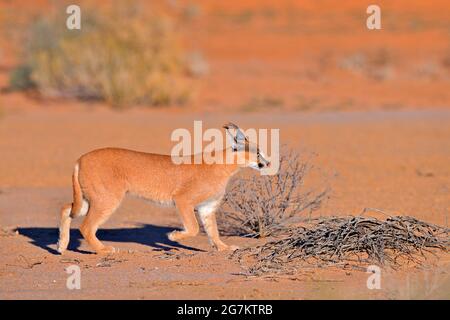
[
  {"x1": 0, "y1": 0, "x2": 449, "y2": 300},
  {"x1": 0, "y1": 107, "x2": 449, "y2": 299}
]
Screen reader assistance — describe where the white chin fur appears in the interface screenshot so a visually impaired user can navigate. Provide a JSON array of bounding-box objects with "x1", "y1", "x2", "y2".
[{"x1": 248, "y1": 163, "x2": 260, "y2": 171}]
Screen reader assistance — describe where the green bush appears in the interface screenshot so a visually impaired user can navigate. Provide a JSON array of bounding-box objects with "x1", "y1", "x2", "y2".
[{"x1": 13, "y1": 7, "x2": 192, "y2": 107}]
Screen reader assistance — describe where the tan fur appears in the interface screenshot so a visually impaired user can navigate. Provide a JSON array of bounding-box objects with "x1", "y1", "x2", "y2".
[{"x1": 57, "y1": 124, "x2": 269, "y2": 254}]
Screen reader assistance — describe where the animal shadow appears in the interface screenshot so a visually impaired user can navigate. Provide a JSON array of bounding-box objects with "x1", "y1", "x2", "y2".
[{"x1": 18, "y1": 224, "x2": 203, "y2": 255}]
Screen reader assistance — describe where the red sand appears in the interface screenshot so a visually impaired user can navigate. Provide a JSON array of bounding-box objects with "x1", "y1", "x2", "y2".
[{"x1": 0, "y1": 1, "x2": 449, "y2": 299}]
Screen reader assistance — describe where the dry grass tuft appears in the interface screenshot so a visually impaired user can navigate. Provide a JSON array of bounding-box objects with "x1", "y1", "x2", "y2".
[{"x1": 10, "y1": 5, "x2": 193, "y2": 108}]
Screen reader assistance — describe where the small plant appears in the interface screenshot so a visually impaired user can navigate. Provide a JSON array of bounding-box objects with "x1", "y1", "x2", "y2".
[
  {"x1": 241, "y1": 96, "x2": 284, "y2": 112},
  {"x1": 218, "y1": 149, "x2": 329, "y2": 238},
  {"x1": 339, "y1": 49, "x2": 393, "y2": 81}
]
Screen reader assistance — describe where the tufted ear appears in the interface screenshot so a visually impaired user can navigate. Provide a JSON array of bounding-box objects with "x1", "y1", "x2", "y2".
[{"x1": 223, "y1": 122, "x2": 248, "y2": 150}]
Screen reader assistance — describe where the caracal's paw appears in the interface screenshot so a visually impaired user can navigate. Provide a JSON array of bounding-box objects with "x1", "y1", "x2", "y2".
[
  {"x1": 97, "y1": 246, "x2": 116, "y2": 255},
  {"x1": 168, "y1": 231, "x2": 188, "y2": 241},
  {"x1": 56, "y1": 240, "x2": 69, "y2": 254},
  {"x1": 56, "y1": 242, "x2": 67, "y2": 254},
  {"x1": 167, "y1": 231, "x2": 180, "y2": 241}
]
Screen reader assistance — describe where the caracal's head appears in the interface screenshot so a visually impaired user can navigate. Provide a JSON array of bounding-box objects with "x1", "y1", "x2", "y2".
[{"x1": 223, "y1": 122, "x2": 271, "y2": 171}]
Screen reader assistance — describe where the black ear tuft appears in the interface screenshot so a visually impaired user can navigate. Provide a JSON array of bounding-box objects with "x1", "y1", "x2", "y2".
[{"x1": 223, "y1": 122, "x2": 239, "y2": 130}]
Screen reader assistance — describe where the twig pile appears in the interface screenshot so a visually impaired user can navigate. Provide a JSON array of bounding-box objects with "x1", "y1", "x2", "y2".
[{"x1": 232, "y1": 215, "x2": 449, "y2": 276}]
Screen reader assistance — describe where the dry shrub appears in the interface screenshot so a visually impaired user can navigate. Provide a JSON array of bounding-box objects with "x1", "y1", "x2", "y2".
[
  {"x1": 12, "y1": 5, "x2": 192, "y2": 107},
  {"x1": 339, "y1": 49, "x2": 393, "y2": 81},
  {"x1": 218, "y1": 149, "x2": 330, "y2": 238},
  {"x1": 232, "y1": 215, "x2": 450, "y2": 276}
]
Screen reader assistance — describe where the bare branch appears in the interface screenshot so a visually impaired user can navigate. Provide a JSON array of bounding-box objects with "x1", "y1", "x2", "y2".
[{"x1": 218, "y1": 148, "x2": 330, "y2": 238}]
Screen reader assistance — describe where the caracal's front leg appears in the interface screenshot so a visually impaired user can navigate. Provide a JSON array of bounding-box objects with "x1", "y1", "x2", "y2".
[{"x1": 197, "y1": 201, "x2": 239, "y2": 251}]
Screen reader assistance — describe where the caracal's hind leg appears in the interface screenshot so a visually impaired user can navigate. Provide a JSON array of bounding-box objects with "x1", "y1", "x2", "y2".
[
  {"x1": 79, "y1": 196, "x2": 122, "y2": 254},
  {"x1": 57, "y1": 162, "x2": 86, "y2": 254},
  {"x1": 168, "y1": 196, "x2": 200, "y2": 241},
  {"x1": 57, "y1": 203, "x2": 73, "y2": 253}
]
